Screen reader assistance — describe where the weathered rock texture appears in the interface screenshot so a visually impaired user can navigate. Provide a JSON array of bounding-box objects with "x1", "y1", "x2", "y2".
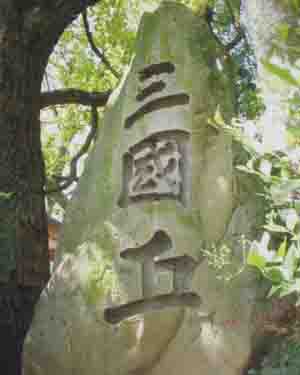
[{"x1": 24, "y1": 3, "x2": 265, "y2": 375}]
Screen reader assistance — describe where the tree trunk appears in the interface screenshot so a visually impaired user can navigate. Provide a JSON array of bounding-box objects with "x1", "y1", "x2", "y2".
[
  {"x1": 0, "y1": 284, "x2": 42, "y2": 374},
  {"x1": 0, "y1": 6, "x2": 49, "y2": 374},
  {"x1": 0, "y1": 1, "x2": 99, "y2": 373}
]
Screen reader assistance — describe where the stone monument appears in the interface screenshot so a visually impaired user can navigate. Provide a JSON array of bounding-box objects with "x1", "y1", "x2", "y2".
[{"x1": 24, "y1": 3, "x2": 265, "y2": 375}]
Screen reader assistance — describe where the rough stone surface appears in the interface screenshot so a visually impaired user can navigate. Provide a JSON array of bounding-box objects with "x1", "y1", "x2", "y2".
[{"x1": 24, "y1": 3, "x2": 266, "y2": 375}]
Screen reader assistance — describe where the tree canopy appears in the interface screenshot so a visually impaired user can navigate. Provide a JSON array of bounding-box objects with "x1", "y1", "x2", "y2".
[{"x1": 42, "y1": 0, "x2": 264, "y2": 218}]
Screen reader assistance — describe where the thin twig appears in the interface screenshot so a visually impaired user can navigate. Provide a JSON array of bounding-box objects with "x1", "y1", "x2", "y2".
[
  {"x1": 82, "y1": 9, "x2": 120, "y2": 79},
  {"x1": 44, "y1": 71, "x2": 60, "y2": 117},
  {"x1": 226, "y1": 32, "x2": 243, "y2": 51},
  {"x1": 206, "y1": 3, "x2": 244, "y2": 54},
  {"x1": 224, "y1": 0, "x2": 245, "y2": 48},
  {"x1": 206, "y1": 14, "x2": 230, "y2": 54},
  {"x1": 40, "y1": 88, "x2": 111, "y2": 109},
  {"x1": 45, "y1": 106, "x2": 99, "y2": 194}
]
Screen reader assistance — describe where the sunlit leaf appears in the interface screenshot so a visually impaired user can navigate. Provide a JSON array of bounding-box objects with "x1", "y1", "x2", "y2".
[
  {"x1": 279, "y1": 279, "x2": 300, "y2": 297},
  {"x1": 276, "y1": 23, "x2": 290, "y2": 42},
  {"x1": 262, "y1": 267, "x2": 285, "y2": 283},
  {"x1": 262, "y1": 59, "x2": 299, "y2": 86},
  {"x1": 279, "y1": 208, "x2": 299, "y2": 231},
  {"x1": 259, "y1": 159, "x2": 272, "y2": 176},
  {"x1": 281, "y1": 244, "x2": 300, "y2": 282},
  {"x1": 287, "y1": 126, "x2": 300, "y2": 139},
  {"x1": 270, "y1": 180, "x2": 300, "y2": 205},
  {"x1": 247, "y1": 250, "x2": 267, "y2": 270},
  {"x1": 263, "y1": 223, "x2": 290, "y2": 233},
  {"x1": 267, "y1": 284, "x2": 282, "y2": 297},
  {"x1": 213, "y1": 107, "x2": 226, "y2": 127},
  {"x1": 277, "y1": 238, "x2": 287, "y2": 258}
]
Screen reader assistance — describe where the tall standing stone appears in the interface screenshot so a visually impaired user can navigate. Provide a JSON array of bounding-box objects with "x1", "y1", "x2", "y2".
[{"x1": 24, "y1": 3, "x2": 265, "y2": 375}]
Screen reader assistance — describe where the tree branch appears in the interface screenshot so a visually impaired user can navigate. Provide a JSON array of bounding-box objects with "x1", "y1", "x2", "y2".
[
  {"x1": 45, "y1": 105, "x2": 99, "y2": 194},
  {"x1": 26, "y1": 0, "x2": 101, "y2": 59},
  {"x1": 226, "y1": 32, "x2": 243, "y2": 51},
  {"x1": 82, "y1": 9, "x2": 120, "y2": 79},
  {"x1": 47, "y1": 191, "x2": 68, "y2": 211},
  {"x1": 40, "y1": 88, "x2": 111, "y2": 109},
  {"x1": 206, "y1": 13, "x2": 227, "y2": 52},
  {"x1": 206, "y1": 4, "x2": 244, "y2": 54},
  {"x1": 223, "y1": 0, "x2": 245, "y2": 49}
]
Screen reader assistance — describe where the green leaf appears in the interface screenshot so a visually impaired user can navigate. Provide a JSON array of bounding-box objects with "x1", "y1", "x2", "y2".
[
  {"x1": 263, "y1": 224, "x2": 290, "y2": 233},
  {"x1": 250, "y1": 232, "x2": 278, "y2": 264},
  {"x1": 277, "y1": 238, "x2": 287, "y2": 258},
  {"x1": 279, "y1": 279, "x2": 300, "y2": 297},
  {"x1": 235, "y1": 165, "x2": 254, "y2": 174},
  {"x1": 292, "y1": 0, "x2": 300, "y2": 11},
  {"x1": 247, "y1": 250, "x2": 267, "y2": 270},
  {"x1": 213, "y1": 107, "x2": 226, "y2": 127},
  {"x1": 259, "y1": 159, "x2": 272, "y2": 176},
  {"x1": 279, "y1": 208, "x2": 299, "y2": 231},
  {"x1": 278, "y1": 264, "x2": 295, "y2": 282},
  {"x1": 262, "y1": 59, "x2": 299, "y2": 86},
  {"x1": 294, "y1": 200, "x2": 300, "y2": 214},
  {"x1": 270, "y1": 180, "x2": 300, "y2": 205},
  {"x1": 292, "y1": 234, "x2": 300, "y2": 241},
  {"x1": 262, "y1": 266, "x2": 285, "y2": 283},
  {"x1": 267, "y1": 284, "x2": 282, "y2": 297},
  {"x1": 277, "y1": 23, "x2": 290, "y2": 42},
  {"x1": 287, "y1": 126, "x2": 300, "y2": 139},
  {"x1": 281, "y1": 244, "x2": 300, "y2": 281}
]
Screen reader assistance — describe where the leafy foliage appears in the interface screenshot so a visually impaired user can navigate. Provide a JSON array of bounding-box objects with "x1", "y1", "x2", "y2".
[
  {"x1": 42, "y1": 0, "x2": 139, "y2": 213},
  {"x1": 233, "y1": 141, "x2": 300, "y2": 303},
  {"x1": 248, "y1": 340, "x2": 300, "y2": 375},
  {"x1": 227, "y1": 3, "x2": 300, "y2": 305},
  {"x1": 207, "y1": 0, "x2": 264, "y2": 119}
]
